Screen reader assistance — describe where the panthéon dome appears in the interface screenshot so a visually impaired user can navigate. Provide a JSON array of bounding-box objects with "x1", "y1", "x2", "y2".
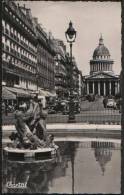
[
  {"x1": 93, "y1": 35, "x2": 110, "y2": 59},
  {"x1": 90, "y1": 35, "x2": 114, "y2": 75}
]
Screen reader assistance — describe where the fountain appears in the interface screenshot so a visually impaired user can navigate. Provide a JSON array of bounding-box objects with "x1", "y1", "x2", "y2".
[{"x1": 3, "y1": 98, "x2": 59, "y2": 162}]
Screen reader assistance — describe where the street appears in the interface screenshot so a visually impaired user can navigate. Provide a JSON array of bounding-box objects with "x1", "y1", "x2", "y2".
[
  {"x1": 2, "y1": 97, "x2": 121, "y2": 125},
  {"x1": 80, "y1": 97, "x2": 118, "y2": 112}
]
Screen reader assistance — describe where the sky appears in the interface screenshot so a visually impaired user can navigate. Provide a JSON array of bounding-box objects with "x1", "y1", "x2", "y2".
[{"x1": 17, "y1": 1, "x2": 121, "y2": 75}]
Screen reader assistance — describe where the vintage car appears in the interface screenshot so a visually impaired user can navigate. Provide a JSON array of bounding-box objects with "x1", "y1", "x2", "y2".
[
  {"x1": 106, "y1": 99, "x2": 117, "y2": 109},
  {"x1": 62, "y1": 100, "x2": 81, "y2": 115}
]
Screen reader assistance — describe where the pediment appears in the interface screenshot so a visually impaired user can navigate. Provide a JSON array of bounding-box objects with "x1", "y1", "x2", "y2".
[{"x1": 86, "y1": 72, "x2": 118, "y2": 80}]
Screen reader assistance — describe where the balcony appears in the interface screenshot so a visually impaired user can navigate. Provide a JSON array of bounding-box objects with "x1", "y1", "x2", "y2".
[
  {"x1": 2, "y1": 60, "x2": 36, "y2": 81},
  {"x1": 55, "y1": 80, "x2": 67, "y2": 87},
  {"x1": 3, "y1": 7, "x2": 36, "y2": 45},
  {"x1": 3, "y1": 30, "x2": 37, "y2": 57},
  {"x1": 4, "y1": 1, "x2": 34, "y2": 32}
]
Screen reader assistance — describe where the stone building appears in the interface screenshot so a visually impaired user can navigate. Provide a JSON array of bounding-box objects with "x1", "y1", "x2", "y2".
[
  {"x1": 85, "y1": 35, "x2": 120, "y2": 96},
  {"x1": 53, "y1": 40, "x2": 82, "y2": 100},
  {"x1": 2, "y1": 1, "x2": 37, "y2": 93},
  {"x1": 2, "y1": 1, "x2": 56, "y2": 98},
  {"x1": 33, "y1": 19, "x2": 56, "y2": 95},
  {"x1": 72, "y1": 57, "x2": 80, "y2": 96},
  {"x1": 53, "y1": 39, "x2": 68, "y2": 99}
]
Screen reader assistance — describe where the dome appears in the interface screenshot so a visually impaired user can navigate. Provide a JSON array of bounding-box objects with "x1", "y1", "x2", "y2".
[{"x1": 93, "y1": 35, "x2": 110, "y2": 58}]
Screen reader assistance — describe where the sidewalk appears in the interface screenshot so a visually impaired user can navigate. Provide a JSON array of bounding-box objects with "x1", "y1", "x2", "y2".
[{"x1": 2, "y1": 123, "x2": 121, "y2": 131}]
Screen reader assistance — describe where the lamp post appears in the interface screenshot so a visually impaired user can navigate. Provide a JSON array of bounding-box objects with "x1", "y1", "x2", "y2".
[{"x1": 65, "y1": 21, "x2": 76, "y2": 122}]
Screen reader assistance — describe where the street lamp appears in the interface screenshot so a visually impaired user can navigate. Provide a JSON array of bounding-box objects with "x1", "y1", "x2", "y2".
[{"x1": 65, "y1": 21, "x2": 76, "y2": 122}]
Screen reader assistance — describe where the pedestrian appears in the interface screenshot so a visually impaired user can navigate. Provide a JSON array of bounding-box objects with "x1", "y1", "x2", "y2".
[
  {"x1": 5, "y1": 101, "x2": 8, "y2": 116},
  {"x1": 2, "y1": 101, "x2": 5, "y2": 113},
  {"x1": 19, "y1": 101, "x2": 27, "y2": 112},
  {"x1": 103, "y1": 96, "x2": 108, "y2": 108}
]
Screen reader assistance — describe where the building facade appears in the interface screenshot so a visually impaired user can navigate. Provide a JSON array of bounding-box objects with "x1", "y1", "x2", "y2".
[
  {"x1": 72, "y1": 57, "x2": 80, "y2": 96},
  {"x1": 54, "y1": 39, "x2": 68, "y2": 99},
  {"x1": 2, "y1": 1, "x2": 56, "y2": 98},
  {"x1": 85, "y1": 36, "x2": 120, "y2": 96},
  {"x1": 2, "y1": 1, "x2": 37, "y2": 92},
  {"x1": 33, "y1": 18, "x2": 55, "y2": 94}
]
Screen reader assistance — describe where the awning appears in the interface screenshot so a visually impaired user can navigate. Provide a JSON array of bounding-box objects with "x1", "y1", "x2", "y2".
[
  {"x1": 39, "y1": 90, "x2": 47, "y2": 96},
  {"x1": 6, "y1": 87, "x2": 30, "y2": 98},
  {"x1": 49, "y1": 92, "x2": 56, "y2": 97},
  {"x1": 45, "y1": 91, "x2": 56, "y2": 97},
  {"x1": 31, "y1": 89, "x2": 56, "y2": 97},
  {"x1": 45, "y1": 91, "x2": 51, "y2": 97},
  {"x1": 2, "y1": 87, "x2": 16, "y2": 100}
]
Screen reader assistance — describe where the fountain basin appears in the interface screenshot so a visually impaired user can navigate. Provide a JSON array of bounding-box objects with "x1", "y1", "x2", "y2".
[{"x1": 3, "y1": 147, "x2": 57, "y2": 161}]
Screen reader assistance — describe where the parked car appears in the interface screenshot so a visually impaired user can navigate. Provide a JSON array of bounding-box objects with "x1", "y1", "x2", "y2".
[
  {"x1": 62, "y1": 100, "x2": 81, "y2": 115},
  {"x1": 86, "y1": 94, "x2": 95, "y2": 102},
  {"x1": 106, "y1": 99, "x2": 117, "y2": 109}
]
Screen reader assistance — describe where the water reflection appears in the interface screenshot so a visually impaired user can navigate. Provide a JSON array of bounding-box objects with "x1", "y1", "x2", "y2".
[
  {"x1": 2, "y1": 141, "x2": 120, "y2": 194},
  {"x1": 91, "y1": 141, "x2": 113, "y2": 176}
]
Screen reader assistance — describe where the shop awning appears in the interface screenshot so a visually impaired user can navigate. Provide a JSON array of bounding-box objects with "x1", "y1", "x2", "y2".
[
  {"x1": 39, "y1": 90, "x2": 56, "y2": 97},
  {"x1": 39, "y1": 90, "x2": 47, "y2": 96},
  {"x1": 2, "y1": 87, "x2": 16, "y2": 100},
  {"x1": 31, "y1": 89, "x2": 56, "y2": 97},
  {"x1": 45, "y1": 91, "x2": 56, "y2": 97},
  {"x1": 49, "y1": 92, "x2": 56, "y2": 97},
  {"x1": 5, "y1": 87, "x2": 30, "y2": 98},
  {"x1": 45, "y1": 91, "x2": 51, "y2": 97}
]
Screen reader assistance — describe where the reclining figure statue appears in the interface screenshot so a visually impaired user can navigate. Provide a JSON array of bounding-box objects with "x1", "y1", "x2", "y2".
[{"x1": 9, "y1": 97, "x2": 53, "y2": 150}]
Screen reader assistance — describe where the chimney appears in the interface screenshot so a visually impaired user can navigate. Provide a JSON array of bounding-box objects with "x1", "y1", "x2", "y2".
[
  {"x1": 33, "y1": 17, "x2": 38, "y2": 24},
  {"x1": 26, "y1": 8, "x2": 32, "y2": 18}
]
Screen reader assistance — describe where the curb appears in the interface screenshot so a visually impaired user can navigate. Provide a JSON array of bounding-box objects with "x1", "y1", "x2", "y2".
[
  {"x1": 2, "y1": 124, "x2": 121, "y2": 131},
  {"x1": 2, "y1": 124, "x2": 121, "y2": 144}
]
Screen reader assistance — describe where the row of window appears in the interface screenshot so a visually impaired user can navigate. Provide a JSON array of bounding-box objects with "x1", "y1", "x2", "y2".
[
  {"x1": 38, "y1": 46, "x2": 54, "y2": 62},
  {"x1": 2, "y1": 29, "x2": 36, "y2": 56},
  {"x1": 4, "y1": 3, "x2": 35, "y2": 38},
  {"x1": 3, "y1": 45, "x2": 37, "y2": 69},
  {"x1": 38, "y1": 56, "x2": 54, "y2": 67},
  {"x1": 2, "y1": 25, "x2": 36, "y2": 51},
  {"x1": 91, "y1": 64, "x2": 112, "y2": 71},
  {"x1": 3, "y1": 43, "x2": 36, "y2": 63},
  {"x1": 20, "y1": 78, "x2": 36, "y2": 86},
  {"x1": 3, "y1": 49, "x2": 36, "y2": 69},
  {"x1": 93, "y1": 55, "x2": 110, "y2": 60},
  {"x1": 2, "y1": 53, "x2": 36, "y2": 74},
  {"x1": 38, "y1": 78, "x2": 54, "y2": 89},
  {"x1": 38, "y1": 62, "x2": 54, "y2": 73},
  {"x1": 38, "y1": 71, "x2": 54, "y2": 80}
]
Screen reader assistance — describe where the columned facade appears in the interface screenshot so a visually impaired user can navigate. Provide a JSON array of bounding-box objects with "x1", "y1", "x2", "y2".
[
  {"x1": 86, "y1": 79, "x2": 120, "y2": 96},
  {"x1": 85, "y1": 35, "x2": 120, "y2": 96}
]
